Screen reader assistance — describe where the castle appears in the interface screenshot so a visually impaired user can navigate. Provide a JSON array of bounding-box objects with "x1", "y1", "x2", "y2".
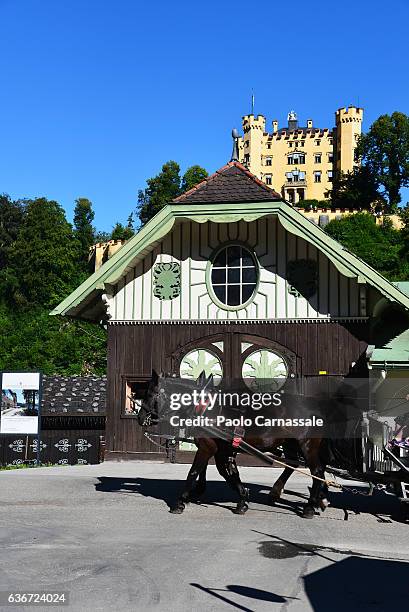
[{"x1": 237, "y1": 106, "x2": 363, "y2": 204}]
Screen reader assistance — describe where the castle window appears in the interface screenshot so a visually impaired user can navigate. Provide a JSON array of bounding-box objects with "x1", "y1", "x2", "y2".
[
  {"x1": 210, "y1": 245, "x2": 258, "y2": 308},
  {"x1": 315, "y1": 140, "x2": 321, "y2": 146},
  {"x1": 288, "y1": 142, "x2": 293, "y2": 147},
  {"x1": 265, "y1": 174, "x2": 272, "y2": 185},
  {"x1": 244, "y1": 153, "x2": 250, "y2": 164},
  {"x1": 288, "y1": 153, "x2": 305, "y2": 165},
  {"x1": 265, "y1": 157, "x2": 272, "y2": 166},
  {"x1": 328, "y1": 152, "x2": 334, "y2": 162},
  {"x1": 267, "y1": 143, "x2": 271, "y2": 149},
  {"x1": 314, "y1": 154, "x2": 322, "y2": 164},
  {"x1": 314, "y1": 171, "x2": 322, "y2": 183},
  {"x1": 327, "y1": 170, "x2": 333, "y2": 182},
  {"x1": 286, "y1": 171, "x2": 305, "y2": 183},
  {"x1": 300, "y1": 141, "x2": 305, "y2": 147}
]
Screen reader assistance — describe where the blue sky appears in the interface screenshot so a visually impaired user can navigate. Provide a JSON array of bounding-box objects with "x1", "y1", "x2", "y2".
[{"x1": 1, "y1": 0, "x2": 408, "y2": 232}]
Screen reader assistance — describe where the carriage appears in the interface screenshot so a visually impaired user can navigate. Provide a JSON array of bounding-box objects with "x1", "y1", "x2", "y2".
[{"x1": 136, "y1": 372, "x2": 409, "y2": 520}]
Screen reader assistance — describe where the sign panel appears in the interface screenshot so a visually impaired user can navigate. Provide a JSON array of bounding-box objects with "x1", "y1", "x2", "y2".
[{"x1": 1, "y1": 373, "x2": 41, "y2": 434}]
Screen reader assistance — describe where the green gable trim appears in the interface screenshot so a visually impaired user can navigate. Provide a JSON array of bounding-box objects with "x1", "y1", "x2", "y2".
[
  {"x1": 370, "y1": 328, "x2": 409, "y2": 367},
  {"x1": 51, "y1": 200, "x2": 409, "y2": 319}
]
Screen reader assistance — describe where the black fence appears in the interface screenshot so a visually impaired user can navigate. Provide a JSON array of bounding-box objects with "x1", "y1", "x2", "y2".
[{"x1": 0, "y1": 430, "x2": 104, "y2": 467}]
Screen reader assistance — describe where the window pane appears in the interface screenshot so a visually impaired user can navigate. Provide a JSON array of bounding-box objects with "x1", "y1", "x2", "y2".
[
  {"x1": 242, "y1": 284, "x2": 255, "y2": 302},
  {"x1": 227, "y1": 245, "x2": 241, "y2": 267},
  {"x1": 213, "y1": 249, "x2": 226, "y2": 267},
  {"x1": 227, "y1": 285, "x2": 240, "y2": 306},
  {"x1": 212, "y1": 268, "x2": 226, "y2": 284},
  {"x1": 228, "y1": 268, "x2": 240, "y2": 283},
  {"x1": 242, "y1": 267, "x2": 256, "y2": 283},
  {"x1": 241, "y1": 251, "x2": 254, "y2": 267},
  {"x1": 214, "y1": 285, "x2": 226, "y2": 303}
]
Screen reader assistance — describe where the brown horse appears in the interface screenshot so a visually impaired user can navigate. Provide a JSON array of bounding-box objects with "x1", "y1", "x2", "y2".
[{"x1": 137, "y1": 371, "x2": 329, "y2": 518}]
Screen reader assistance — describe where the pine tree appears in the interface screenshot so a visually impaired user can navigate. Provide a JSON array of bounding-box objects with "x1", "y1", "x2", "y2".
[
  {"x1": 9, "y1": 198, "x2": 80, "y2": 308},
  {"x1": 73, "y1": 198, "x2": 95, "y2": 266}
]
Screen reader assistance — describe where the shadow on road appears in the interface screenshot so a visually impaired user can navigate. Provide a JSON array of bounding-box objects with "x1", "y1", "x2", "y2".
[
  {"x1": 94, "y1": 476, "x2": 302, "y2": 515},
  {"x1": 95, "y1": 476, "x2": 405, "y2": 521},
  {"x1": 252, "y1": 532, "x2": 409, "y2": 611},
  {"x1": 304, "y1": 556, "x2": 409, "y2": 611},
  {"x1": 190, "y1": 582, "x2": 294, "y2": 611}
]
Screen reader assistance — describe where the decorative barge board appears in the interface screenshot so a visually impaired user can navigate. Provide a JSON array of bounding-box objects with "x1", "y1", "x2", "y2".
[{"x1": 51, "y1": 162, "x2": 409, "y2": 461}]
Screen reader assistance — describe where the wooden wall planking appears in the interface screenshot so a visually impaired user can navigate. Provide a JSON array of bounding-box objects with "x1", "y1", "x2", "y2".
[{"x1": 106, "y1": 321, "x2": 369, "y2": 456}]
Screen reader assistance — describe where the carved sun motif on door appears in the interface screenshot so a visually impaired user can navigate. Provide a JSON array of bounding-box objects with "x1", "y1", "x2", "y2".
[
  {"x1": 242, "y1": 349, "x2": 288, "y2": 391},
  {"x1": 179, "y1": 349, "x2": 223, "y2": 384}
]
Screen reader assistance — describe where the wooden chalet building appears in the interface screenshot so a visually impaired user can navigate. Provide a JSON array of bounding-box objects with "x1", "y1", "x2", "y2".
[{"x1": 52, "y1": 162, "x2": 409, "y2": 461}]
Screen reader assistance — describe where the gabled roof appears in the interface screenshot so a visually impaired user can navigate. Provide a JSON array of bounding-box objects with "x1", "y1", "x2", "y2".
[
  {"x1": 173, "y1": 161, "x2": 281, "y2": 203},
  {"x1": 51, "y1": 206, "x2": 409, "y2": 322}
]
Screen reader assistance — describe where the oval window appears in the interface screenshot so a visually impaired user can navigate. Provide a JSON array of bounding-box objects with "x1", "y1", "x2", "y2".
[{"x1": 210, "y1": 245, "x2": 258, "y2": 307}]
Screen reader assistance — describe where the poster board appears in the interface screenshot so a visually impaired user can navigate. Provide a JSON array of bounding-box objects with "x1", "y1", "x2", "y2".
[{"x1": 0, "y1": 373, "x2": 41, "y2": 434}]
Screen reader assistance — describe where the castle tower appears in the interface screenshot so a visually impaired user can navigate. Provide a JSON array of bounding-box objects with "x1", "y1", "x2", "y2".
[
  {"x1": 241, "y1": 114, "x2": 266, "y2": 179},
  {"x1": 335, "y1": 106, "x2": 363, "y2": 175}
]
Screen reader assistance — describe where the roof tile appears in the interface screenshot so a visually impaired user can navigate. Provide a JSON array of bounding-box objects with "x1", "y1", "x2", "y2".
[{"x1": 173, "y1": 161, "x2": 281, "y2": 204}]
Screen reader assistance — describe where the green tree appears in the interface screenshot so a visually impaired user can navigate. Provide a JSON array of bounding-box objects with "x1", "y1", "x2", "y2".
[
  {"x1": 0, "y1": 305, "x2": 106, "y2": 375},
  {"x1": 330, "y1": 166, "x2": 384, "y2": 211},
  {"x1": 398, "y1": 203, "x2": 409, "y2": 260},
  {"x1": 325, "y1": 212, "x2": 403, "y2": 279},
  {"x1": 7, "y1": 198, "x2": 80, "y2": 308},
  {"x1": 110, "y1": 222, "x2": 134, "y2": 241},
  {"x1": 357, "y1": 112, "x2": 409, "y2": 211},
  {"x1": 296, "y1": 199, "x2": 330, "y2": 210},
  {"x1": 73, "y1": 198, "x2": 95, "y2": 265},
  {"x1": 0, "y1": 195, "x2": 25, "y2": 269},
  {"x1": 137, "y1": 161, "x2": 181, "y2": 225},
  {"x1": 181, "y1": 165, "x2": 208, "y2": 193}
]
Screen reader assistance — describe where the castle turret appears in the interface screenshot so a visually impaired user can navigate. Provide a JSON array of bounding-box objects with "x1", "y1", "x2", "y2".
[
  {"x1": 335, "y1": 106, "x2": 363, "y2": 175},
  {"x1": 241, "y1": 114, "x2": 266, "y2": 179}
]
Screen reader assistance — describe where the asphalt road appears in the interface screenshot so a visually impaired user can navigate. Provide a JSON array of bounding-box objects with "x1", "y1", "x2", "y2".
[{"x1": 0, "y1": 461, "x2": 408, "y2": 612}]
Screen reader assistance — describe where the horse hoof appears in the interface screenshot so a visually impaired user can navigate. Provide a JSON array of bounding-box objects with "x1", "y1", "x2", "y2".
[
  {"x1": 170, "y1": 505, "x2": 185, "y2": 514},
  {"x1": 233, "y1": 503, "x2": 249, "y2": 515},
  {"x1": 303, "y1": 506, "x2": 315, "y2": 519},
  {"x1": 268, "y1": 491, "x2": 281, "y2": 505}
]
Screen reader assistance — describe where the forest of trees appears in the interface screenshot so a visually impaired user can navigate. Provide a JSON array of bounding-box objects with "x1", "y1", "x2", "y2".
[{"x1": 1, "y1": 112, "x2": 409, "y2": 376}]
